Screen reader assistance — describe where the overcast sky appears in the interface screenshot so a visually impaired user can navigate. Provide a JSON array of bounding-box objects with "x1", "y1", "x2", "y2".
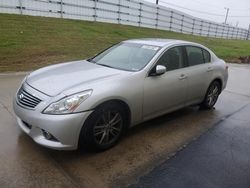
[{"x1": 144, "y1": 0, "x2": 250, "y2": 29}]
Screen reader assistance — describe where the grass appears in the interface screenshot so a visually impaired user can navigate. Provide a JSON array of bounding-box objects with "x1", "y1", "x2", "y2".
[{"x1": 0, "y1": 13, "x2": 250, "y2": 72}]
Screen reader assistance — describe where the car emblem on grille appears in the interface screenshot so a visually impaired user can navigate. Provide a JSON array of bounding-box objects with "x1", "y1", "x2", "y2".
[{"x1": 19, "y1": 93, "x2": 24, "y2": 100}]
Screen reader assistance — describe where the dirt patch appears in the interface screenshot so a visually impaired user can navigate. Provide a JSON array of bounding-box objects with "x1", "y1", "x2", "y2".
[{"x1": 228, "y1": 56, "x2": 250, "y2": 64}]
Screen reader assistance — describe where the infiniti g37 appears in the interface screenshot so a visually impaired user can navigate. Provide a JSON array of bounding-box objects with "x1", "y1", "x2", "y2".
[{"x1": 13, "y1": 39, "x2": 228, "y2": 151}]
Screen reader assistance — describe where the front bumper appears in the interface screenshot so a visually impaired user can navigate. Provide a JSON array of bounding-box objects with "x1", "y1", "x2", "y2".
[{"x1": 13, "y1": 99, "x2": 92, "y2": 150}]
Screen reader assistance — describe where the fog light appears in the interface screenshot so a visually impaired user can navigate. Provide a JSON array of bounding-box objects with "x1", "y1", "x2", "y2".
[
  {"x1": 42, "y1": 130, "x2": 58, "y2": 141},
  {"x1": 42, "y1": 130, "x2": 52, "y2": 140}
]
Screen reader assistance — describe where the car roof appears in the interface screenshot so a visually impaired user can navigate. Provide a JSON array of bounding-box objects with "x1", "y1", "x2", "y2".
[{"x1": 124, "y1": 38, "x2": 197, "y2": 47}]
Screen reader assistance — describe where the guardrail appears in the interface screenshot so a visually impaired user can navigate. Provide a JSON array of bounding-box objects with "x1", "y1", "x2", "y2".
[{"x1": 1, "y1": 0, "x2": 249, "y2": 40}]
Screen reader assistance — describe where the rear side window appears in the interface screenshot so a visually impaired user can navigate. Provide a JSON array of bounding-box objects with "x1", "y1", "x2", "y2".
[
  {"x1": 186, "y1": 46, "x2": 204, "y2": 66},
  {"x1": 202, "y1": 49, "x2": 211, "y2": 63},
  {"x1": 157, "y1": 47, "x2": 184, "y2": 71}
]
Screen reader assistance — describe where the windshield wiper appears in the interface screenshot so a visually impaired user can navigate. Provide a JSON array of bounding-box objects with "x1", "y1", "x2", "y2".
[
  {"x1": 87, "y1": 59, "x2": 113, "y2": 69},
  {"x1": 86, "y1": 58, "x2": 96, "y2": 63},
  {"x1": 96, "y1": 63, "x2": 114, "y2": 68}
]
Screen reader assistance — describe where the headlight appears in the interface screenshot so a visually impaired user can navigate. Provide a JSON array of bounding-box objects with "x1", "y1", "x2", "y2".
[{"x1": 43, "y1": 90, "x2": 92, "y2": 114}]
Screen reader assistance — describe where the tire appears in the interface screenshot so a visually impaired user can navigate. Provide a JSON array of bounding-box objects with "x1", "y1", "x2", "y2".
[
  {"x1": 79, "y1": 102, "x2": 126, "y2": 151},
  {"x1": 200, "y1": 81, "x2": 221, "y2": 109}
]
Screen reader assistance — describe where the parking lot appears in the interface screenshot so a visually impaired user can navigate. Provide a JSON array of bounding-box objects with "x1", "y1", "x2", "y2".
[{"x1": 0, "y1": 63, "x2": 250, "y2": 187}]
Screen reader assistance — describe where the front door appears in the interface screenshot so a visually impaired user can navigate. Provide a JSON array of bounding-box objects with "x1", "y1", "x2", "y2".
[{"x1": 143, "y1": 46, "x2": 188, "y2": 120}]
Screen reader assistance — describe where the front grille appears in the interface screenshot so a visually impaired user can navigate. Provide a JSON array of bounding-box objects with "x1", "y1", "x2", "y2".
[{"x1": 17, "y1": 87, "x2": 42, "y2": 109}]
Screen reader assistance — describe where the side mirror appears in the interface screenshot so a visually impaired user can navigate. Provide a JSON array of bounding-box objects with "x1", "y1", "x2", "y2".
[{"x1": 150, "y1": 65, "x2": 166, "y2": 76}]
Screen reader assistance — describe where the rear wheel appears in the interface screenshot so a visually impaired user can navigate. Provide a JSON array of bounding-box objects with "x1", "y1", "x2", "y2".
[
  {"x1": 200, "y1": 81, "x2": 221, "y2": 109},
  {"x1": 79, "y1": 102, "x2": 126, "y2": 151}
]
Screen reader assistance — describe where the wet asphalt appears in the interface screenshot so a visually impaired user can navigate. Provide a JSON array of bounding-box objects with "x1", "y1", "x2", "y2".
[
  {"x1": 0, "y1": 63, "x2": 250, "y2": 187},
  {"x1": 130, "y1": 64, "x2": 250, "y2": 188}
]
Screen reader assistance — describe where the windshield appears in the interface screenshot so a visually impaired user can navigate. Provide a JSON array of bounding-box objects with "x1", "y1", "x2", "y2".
[{"x1": 89, "y1": 42, "x2": 160, "y2": 71}]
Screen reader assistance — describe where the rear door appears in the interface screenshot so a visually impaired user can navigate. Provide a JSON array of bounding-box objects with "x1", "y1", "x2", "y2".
[{"x1": 184, "y1": 46, "x2": 213, "y2": 104}]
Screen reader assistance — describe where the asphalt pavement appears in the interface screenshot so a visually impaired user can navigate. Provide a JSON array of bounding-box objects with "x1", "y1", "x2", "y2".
[{"x1": 0, "y1": 63, "x2": 250, "y2": 188}]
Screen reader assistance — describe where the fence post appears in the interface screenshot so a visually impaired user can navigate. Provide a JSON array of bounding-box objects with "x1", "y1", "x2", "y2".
[
  {"x1": 94, "y1": 0, "x2": 97, "y2": 22},
  {"x1": 155, "y1": 6, "x2": 159, "y2": 29},
  {"x1": 221, "y1": 25, "x2": 226, "y2": 38},
  {"x1": 226, "y1": 26, "x2": 230, "y2": 39},
  {"x1": 232, "y1": 27, "x2": 234, "y2": 39},
  {"x1": 223, "y1": 26, "x2": 226, "y2": 38},
  {"x1": 221, "y1": 25, "x2": 225, "y2": 38},
  {"x1": 180, "y1": 15, "x2": 184, "y2": 33},
  {"x1": 207, "y1": 22, "x2": 211, "y2": 37},
  {"x1": 236, "y1": 27, "x2": 239, "y2": 39},
  {"x1": 200, "y1": 20, "x2": 203, "y2": 36},
  {"x1": 60, "y1": 0, "x2": 63, "y2": 18},
  {"x1": 19, "y1": 0, "x2": 23, "y2": 15},
  {"x1": 169, "y1": 11, "x2": 173, "y2": 31},
  {"x1": 246, "y1": 24, "x2": 250, "y2": 40},
  {"x1": 215, "y1": 24, "x2": 218, "y2": 38},
  {"x1": 191, "y1": 19, "x2": 195, "y2": 35},
  {"x1": 118, "y1": 0, "x2": 121, "y2": 24},
  {"x1": 139, "y1": 2, "x2": 142, "y2": 27}
]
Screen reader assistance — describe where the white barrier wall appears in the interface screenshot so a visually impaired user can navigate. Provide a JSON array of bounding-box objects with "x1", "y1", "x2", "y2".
[{"x1": 1, "y1": 0, "x2": 249, "y2": 40}]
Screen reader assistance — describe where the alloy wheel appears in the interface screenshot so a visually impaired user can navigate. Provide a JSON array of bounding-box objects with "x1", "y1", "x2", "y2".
[
  {"x1": 94, "y1": 110, "x2": 123, "y2": 145},
  {"x1": 206, "y1": 84, "x2": 220, "y2": 107}
]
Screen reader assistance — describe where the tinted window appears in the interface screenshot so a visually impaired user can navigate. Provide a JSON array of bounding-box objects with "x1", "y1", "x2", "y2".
[
  {"x1": 157, "y1": 47, "x2": 184, "y2": 71},
  {"x1": 202, "y1": 49, "x2": 211, "y2": 63},
  {"x1": 186, "y1": 46, "x2": 204, "y2": 66}
]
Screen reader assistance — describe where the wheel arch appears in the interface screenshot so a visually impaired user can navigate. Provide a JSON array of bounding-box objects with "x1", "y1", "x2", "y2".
[
  {"x1": 78, "y1": 99, "x2": 131, "y2": 150},
  {"x1": 94, "y1": 99, "x2": 131, "y2": 127}
]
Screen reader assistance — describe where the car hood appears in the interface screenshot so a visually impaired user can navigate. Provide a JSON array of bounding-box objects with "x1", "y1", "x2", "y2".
[{"x1": 26, "y1": 60, "x2": 126, "y2": 96}]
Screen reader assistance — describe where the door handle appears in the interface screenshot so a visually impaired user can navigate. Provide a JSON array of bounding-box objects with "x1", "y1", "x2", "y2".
[
  {"x1": 179, "y1": 74, "x2": 187, "y2": 80},
  {"x1": 207, "y1": 67, "x2": 213, "y2": 72}
]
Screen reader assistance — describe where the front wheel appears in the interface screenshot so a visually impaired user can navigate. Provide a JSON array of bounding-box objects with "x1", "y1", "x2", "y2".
[
  {"x1": 200, "y1": 81, "x2": 221, "y2": 109},
  {"x1": 79, "y1": 102, "x2": 126, "y2": 151}
]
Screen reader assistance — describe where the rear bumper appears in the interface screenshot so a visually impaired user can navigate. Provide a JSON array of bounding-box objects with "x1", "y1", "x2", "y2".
[{"x1": 13, "y1": 100, "x2": 92, "y2": 150}]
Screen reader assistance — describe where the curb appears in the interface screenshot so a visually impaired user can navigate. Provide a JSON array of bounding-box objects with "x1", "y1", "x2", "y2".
[{"x1": 0, "y1": 72, "x2": 30, "y2": 76}]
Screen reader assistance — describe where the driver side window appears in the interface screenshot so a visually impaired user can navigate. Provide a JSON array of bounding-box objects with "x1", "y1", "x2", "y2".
[{"x1": 157, "y1": 46, "x2": 184, "y2": 71}]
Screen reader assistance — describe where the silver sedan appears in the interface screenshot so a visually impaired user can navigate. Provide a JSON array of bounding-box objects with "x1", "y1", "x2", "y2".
[{"x1": 13, "y1": 39, "x2": 228, "y2": 151}]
